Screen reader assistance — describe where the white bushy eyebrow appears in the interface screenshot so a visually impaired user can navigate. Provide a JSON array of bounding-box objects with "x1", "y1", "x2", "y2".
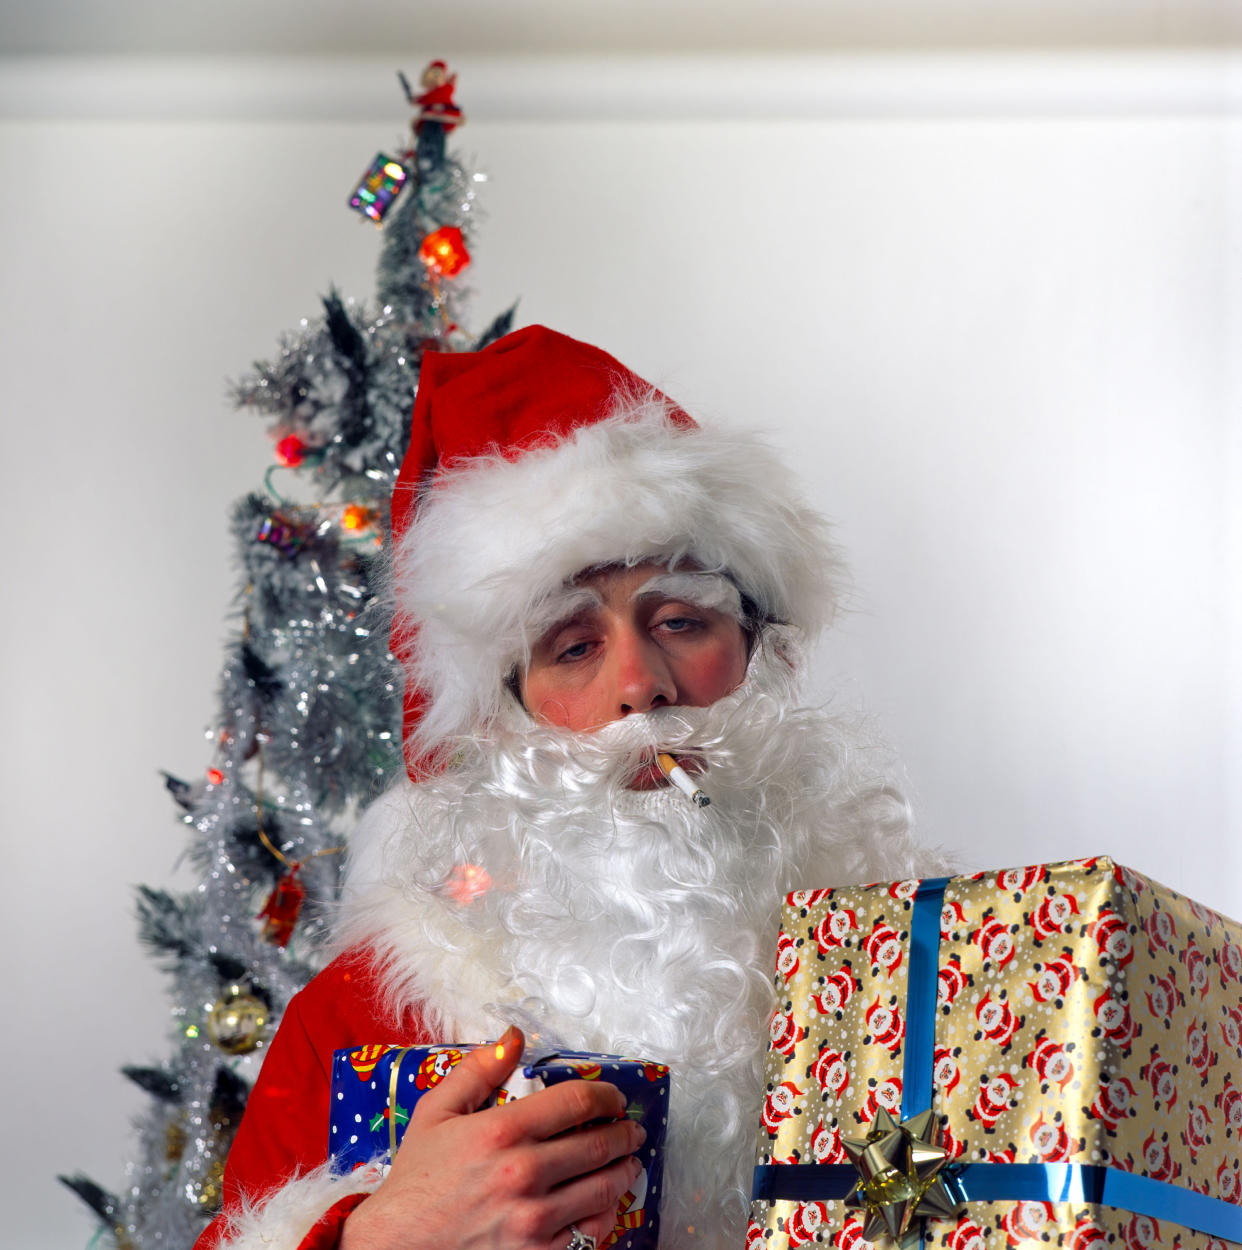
[
  {"x1": 524, "y1": 585, "x2": 604, "y2": 649},
  {"x1": 634, "y1": 571, "x2": 744, "y2": 622}
]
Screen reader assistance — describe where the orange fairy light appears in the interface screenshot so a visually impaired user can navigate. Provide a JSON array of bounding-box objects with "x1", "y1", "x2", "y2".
[
  {"x1": 341, "y1": 504, "x2": 372, "y2": 531},
  {"x1": 419, "y1": 226, "x2": 470, "y2": 277}
]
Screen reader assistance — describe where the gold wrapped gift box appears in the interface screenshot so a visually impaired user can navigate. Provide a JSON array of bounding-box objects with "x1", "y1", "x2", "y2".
[{"x1": 748, "y1": 857, "x2": 1242, "y2": 1249}]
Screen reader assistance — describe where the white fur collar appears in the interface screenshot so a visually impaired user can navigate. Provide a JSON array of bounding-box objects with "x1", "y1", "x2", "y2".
[{"x1": 336, "y1": 778, "x2": 511, "y2": 1039}]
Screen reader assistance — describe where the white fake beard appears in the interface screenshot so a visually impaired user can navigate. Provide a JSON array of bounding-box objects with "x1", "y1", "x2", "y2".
[{"x1": 345, "y1": 630, "x2": 943, "y2": 1248}]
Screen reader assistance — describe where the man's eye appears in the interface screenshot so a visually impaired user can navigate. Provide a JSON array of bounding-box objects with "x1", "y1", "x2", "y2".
[
  {"x1": 556, "y1": 640, "x2": 593, "y2": 662},
  {"x1": 657, "y1": 616, "x2": 700, "y2": 633}
]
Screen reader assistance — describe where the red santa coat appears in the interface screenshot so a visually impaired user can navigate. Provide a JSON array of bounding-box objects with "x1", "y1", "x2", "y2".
[{"x1": 194, "y1": 949, "x2": 429, "y2": 1250}]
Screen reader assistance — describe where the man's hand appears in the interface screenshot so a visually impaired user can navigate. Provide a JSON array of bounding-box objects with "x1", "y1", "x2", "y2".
[{"x1": 340, "y1": 1027, "x2": 645, "y2": 1250}]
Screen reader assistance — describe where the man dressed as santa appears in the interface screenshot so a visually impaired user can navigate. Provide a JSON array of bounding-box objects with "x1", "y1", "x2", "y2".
[{"x1": 196, "y1": 326, "x2": 948, "y2": 1250}]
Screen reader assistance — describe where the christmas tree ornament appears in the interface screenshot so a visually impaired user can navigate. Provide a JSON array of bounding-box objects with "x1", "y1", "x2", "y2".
[
  {"x1": 419, "y1": 226, "x2": 470, "y2": 277},
  {"x1": 205, "y1": 984, "x2": 269, "y2": 1055},
  {"x1": 255, "y1": 511, "x2": 307, "y2": 557},
  {"x1": 195, "y1": 1158, "x2": 227, "y2": 1214},
  {"x1": 205, "y1": 767, "x2": 224, "y2": 786},
  {"x1": 252, "y1": 741, "x2": 344, "y2": 947},
  {"x1": 400, "y1": 60, "x2": 465, "y2": 172},
  {"x1": 274, "y1": 434, "x2": 308, "y2": 466},
  {"x1": 341, "y1": 504, "x2": 373, "y2": 532},
  {"x1": 256, "y1": 866, "x2": 306, "y2": 947},
  {"x1": 842, "y1": 1107, "x2": 959, "y2": 1246},
  {"x1": 164, "y1": 1119, "x2": 187, "y2": 1165},
  {"x1": 348, "y1": 154, "x2": 410, "y2": 225}
]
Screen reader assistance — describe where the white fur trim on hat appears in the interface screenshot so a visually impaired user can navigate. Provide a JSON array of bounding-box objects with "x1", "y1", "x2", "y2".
[{"x1": 393, "y1": 395, "x2": 843, "y2": 761}]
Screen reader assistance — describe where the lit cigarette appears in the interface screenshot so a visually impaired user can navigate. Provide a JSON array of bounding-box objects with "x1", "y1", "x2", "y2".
[{"x1": 656, "y1": 753, "x2": 711, "y2": 807}]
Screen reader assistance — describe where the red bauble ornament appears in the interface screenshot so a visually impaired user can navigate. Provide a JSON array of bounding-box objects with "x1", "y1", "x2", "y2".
[
  {"x1": 275, "y1": 435, "x2": 307, "y2": 467},
  {"x1": 257, "y1": 866, "x2": 306, "y2": 947},
  {"x1": 419, "y1": 226, "x2": 470, "y2": 277}
]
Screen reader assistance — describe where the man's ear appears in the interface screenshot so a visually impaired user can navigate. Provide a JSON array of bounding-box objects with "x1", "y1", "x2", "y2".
[
  {"x1": 739, "y1": 592, "x2": 763, "y2": 658},
  {"x1": 504, "y1": 665, "x2": 526, "y2": 711}
]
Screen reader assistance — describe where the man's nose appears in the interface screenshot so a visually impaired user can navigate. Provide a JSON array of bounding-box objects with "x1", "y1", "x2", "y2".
[{"x1": 612, "y1": 627, "x2": 676, "y2": 716}]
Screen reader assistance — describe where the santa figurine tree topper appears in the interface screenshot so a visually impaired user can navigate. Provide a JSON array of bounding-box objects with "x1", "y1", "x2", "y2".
[{"x1": 400, "y1": 59, "x2": 465, "y2": 173}]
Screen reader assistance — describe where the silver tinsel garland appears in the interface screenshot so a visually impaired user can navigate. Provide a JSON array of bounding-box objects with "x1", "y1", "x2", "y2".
[{"x1": 61, "y1": 67, "x2": 515, "y2": 1249}]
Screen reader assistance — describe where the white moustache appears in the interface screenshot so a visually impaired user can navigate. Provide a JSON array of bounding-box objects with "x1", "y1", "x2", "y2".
[{"x1": 490, "y1": 633, "x2": 802, "y2": 800}]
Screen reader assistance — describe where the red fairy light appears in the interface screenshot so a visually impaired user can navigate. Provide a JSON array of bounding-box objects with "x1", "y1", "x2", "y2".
[
  {"x1": 275, "y1": 435, "x2": 307, "y2": 467},
  {"x1": 206, "y1": 768, "x2": 225, "y2": 785},
  {"x1": 445, "y1": 863, "x2": 491, "y2": 904},
  {"x1": 419, "y1": 226, "x2": 470, "y2": 277}
]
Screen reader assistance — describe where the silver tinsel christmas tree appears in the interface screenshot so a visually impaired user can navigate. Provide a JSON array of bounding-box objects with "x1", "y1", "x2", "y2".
[{"x1": 61, "y1": 63, "x2": 514, "y2": 1249}]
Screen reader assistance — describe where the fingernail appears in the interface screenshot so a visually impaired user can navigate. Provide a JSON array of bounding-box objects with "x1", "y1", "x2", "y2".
[
  {"x1": 494, "y1": 1025, "x2": 521, "y2": 1059},
  {"x1": 628, "y1": 1155, "x2": 642, "y2": 1179},
  {"x1": 633, "y1": 1123, "x2": 647, "y2": 1146}
]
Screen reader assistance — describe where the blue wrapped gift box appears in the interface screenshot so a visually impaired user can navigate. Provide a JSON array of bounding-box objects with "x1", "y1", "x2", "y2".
[{"x1": 329, "y1": 1042, "x2": 670, "y2": 1250}]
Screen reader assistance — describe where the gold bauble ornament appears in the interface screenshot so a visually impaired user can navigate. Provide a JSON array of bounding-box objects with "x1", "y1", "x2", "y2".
[
  {"x1": 164, "y1": 1118, "x2": 186, "y2": 1165},
  {"x1": 206, "y1": 984, "x2": 268, "y2": 1055}
]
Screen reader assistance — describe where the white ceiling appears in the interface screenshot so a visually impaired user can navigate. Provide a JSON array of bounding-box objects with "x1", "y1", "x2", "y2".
[{"x1": 2, "y1": 0, "x2": 1239, "y2": 58}]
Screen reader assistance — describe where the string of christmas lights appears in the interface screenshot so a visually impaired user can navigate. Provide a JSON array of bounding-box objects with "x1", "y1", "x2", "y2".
[{"x1": 60, "y1": 62, "x2": 515, "y2": 1250}]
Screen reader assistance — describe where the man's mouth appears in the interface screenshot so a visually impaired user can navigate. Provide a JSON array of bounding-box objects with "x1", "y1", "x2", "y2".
[{"x1": 629, "y1": 758, "x2": 669, "y2": 791}]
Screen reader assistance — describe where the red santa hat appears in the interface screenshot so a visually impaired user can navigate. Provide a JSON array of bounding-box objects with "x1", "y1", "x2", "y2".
[{"x1": 390, "y1": 324, "x2": 842, "y2": 776}]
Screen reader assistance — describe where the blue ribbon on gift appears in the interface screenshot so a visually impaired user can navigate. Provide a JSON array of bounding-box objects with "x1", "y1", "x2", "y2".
[
  {"x1": 752, "y1": 876, "x2": 1242, "y2": 1241},
  {"x1": 901, "y1": 877, "x2": 946, "y2": 1121},
  {"x1": 751, "y1": 1162, "x2": 1242, "y2": 1241}
]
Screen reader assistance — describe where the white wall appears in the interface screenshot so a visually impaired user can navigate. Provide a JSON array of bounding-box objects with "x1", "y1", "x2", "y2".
[{"x1": 1, "y1": 54, "x2": 1237, "y2": 1248}]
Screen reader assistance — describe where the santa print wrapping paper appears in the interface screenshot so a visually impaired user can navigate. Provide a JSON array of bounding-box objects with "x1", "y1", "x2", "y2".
[
  {"x1": 747, "y1": 856, "x2": 1242, "y2": 1249},
  {"x1": 329, "y1": 1044, "x2": 670, "y2": 1250}
]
